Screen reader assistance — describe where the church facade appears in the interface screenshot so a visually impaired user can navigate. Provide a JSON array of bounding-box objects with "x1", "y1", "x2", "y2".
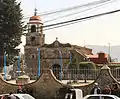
[{"x1": 24, "y1": 14, "x2": 93, "y2": 79}]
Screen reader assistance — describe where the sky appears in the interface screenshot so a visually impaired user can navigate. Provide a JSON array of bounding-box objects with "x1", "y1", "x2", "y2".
[{"x1": 17, "y1": 0, "x2": 120, "y2": 53}]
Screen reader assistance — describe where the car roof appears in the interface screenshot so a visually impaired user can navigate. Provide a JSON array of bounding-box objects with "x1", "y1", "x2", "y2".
[
  {"x1": 84, "y1": 94, "x2": 120, "y2": 98},
  {"x1": 85, "y1": 94, "x2": 117, "y2": 96},
  {"x1": 12, "y1": 94, "x2": 35, "y2": 99},
  {"x1": 12, "y1": 94, "x2": 32, "y2": 97}
]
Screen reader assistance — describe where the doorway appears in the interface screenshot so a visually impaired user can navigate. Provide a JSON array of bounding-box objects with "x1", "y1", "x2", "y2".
[{"x1": 52, "y1": 64, "x2": 60, "y2": 80}]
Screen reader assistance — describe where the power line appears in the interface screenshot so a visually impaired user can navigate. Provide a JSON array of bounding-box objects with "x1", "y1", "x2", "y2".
[
  {"x1": 23, "y1": 9, "x2": 120, "y2": 34},
  {"x1": 43, "y1": 9, "x2": 120, "y2": 29},
  {"x1": 43, "y1": 17, "x2": 94, "y2": 31},
  {"x1": 23, "y1": 0, "x2": 113, "y2": 19},
  {"x1": 44, "y1": 0, "x2": 115, "y2": 23},
  {"x1": 38, "y1": 0, "x2": 112, "y2": 16}
]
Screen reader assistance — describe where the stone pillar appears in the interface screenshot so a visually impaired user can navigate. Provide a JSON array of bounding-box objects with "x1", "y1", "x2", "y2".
[
  {"x1": 77, "y1": 64, "x2": 120, "y2": 96},
  {"x1": 93, "y1": 65, "x2": 119, "y2": 89}
]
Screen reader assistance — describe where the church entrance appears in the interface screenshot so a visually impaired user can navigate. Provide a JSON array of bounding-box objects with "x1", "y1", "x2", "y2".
[{"x1": 52, "y1": 64, "x2": 60, "y2": 80}]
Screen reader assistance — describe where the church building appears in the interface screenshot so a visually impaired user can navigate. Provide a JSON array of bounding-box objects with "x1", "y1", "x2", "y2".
[{"x1": 24, "y1": 12, "x2": 93, "y2": 79}]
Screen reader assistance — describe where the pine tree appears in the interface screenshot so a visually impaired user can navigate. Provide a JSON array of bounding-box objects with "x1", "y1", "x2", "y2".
[{"x1": 0, "y1": 0, "x2": 23, "y2": 68}]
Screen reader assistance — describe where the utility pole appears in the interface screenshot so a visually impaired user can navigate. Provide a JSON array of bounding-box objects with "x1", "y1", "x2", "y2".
[{"x1": 108, "y1": 43, "x2": 111, "y2": 63}]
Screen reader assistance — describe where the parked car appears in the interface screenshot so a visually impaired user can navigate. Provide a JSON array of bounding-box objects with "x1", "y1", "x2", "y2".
[
  {"x1": 0, "y1": 94, "x2": 35, "y2": 99},
  {"x1": 64, "y1": 88, "x2": 83, "y2": 99},
  {"x1": 12, "y1": 94, "x2": 35, "y2": 99},
  {"x1": 83, "y1": 94, "x2": 120, "y2": 99}
]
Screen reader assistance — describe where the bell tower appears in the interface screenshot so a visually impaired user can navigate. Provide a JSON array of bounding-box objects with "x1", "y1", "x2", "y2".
[
  {"x1": 24, "y1": 9, "x2": 45, "y2": 77},
  {"x1": 26, "y1": 10, "x2": 44, "y2": 46}
]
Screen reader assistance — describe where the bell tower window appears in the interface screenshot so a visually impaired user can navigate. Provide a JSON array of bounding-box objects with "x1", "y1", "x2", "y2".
[
  {"x1": 31, "y1": 36, "x2": 35, "y2": 41},
  {"x1": 31, "y1": 25, "x2": 36, "y2": 32}
]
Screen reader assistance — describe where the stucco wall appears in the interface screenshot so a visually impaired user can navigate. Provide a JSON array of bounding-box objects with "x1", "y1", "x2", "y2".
[{"x1": 0, "y1": 64, "x2": 120, "y2": 99}]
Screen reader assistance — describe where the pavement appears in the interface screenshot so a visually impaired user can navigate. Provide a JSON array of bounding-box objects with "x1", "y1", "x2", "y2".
[
  {"x1": 7, "y1": 80, "x2": 36, "y2": 84},
  {"x1": 6, "y1": 79, "x2": 94, "y2": 86}
]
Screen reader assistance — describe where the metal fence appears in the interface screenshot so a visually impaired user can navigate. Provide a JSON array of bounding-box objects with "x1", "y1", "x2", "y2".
[
  {"x1": 12, "y1": 68, "x2": 120, "y2": 81},
  {"x1": 52, "y1": 68, "x2": 120, "y2": 81}
]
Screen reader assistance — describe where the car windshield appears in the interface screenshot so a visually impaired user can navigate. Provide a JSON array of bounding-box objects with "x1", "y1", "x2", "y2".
[{"x1": 22, "y1": 95, "x2": 34, "y2": 99}]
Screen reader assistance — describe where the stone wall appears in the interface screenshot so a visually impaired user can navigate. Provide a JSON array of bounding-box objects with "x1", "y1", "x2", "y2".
[
  {"x1": 0, "y1": 68, "x2": 70, "y2": 99},
  {"x1": 74, "y1": 65, "x2": 120, "y2": 96},
  {"x1": 0, "y1": 76, "x2": 18, "y2": 94},
  {"x1": 24, "y1": 69, "x2": 67, "y2": 99},
  {"x1": 0, "y1": 64, "x2": 120, "y2": 99},
  {"x1": 0, "y1": 60, "x2": 70, "y2": 99}
]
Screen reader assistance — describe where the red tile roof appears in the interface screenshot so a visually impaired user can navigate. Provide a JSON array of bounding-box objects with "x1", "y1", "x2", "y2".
[{"x1": 87, "y1": 53, "x2": 108, "y2": 58}]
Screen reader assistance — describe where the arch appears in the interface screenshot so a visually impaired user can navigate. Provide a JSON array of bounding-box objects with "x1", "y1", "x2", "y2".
[
  {"x1": 31, "y1": 25, "x2": 36, "y2": 32},
  {"x1": 52, "y1": 64, "x2": 60, "y2": 80}
]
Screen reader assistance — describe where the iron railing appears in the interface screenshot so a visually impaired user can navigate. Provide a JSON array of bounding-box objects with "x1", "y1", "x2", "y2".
[
  {"x1": 10, "y1": 68, "x2": 120, "y2": 81},
  {"x1": 52, "y1": 68, "x2": 120, "y2": 81}
]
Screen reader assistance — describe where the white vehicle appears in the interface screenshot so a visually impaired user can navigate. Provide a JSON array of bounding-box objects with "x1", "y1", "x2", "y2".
[
  {"x1": 65, "y1": 89, "x2": 83, "y2": 99},
  {"x1": 83, "y1": 94, "x2": 120, "y2": 99},
  {"x1": 12, "y1": 94, "x2": 35, "y2": 99},
  {"x1": 0, "y1": 94, "x2": 35, "y2": 99}
]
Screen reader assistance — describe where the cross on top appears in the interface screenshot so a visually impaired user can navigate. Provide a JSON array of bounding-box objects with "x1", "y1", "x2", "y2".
[
  {"x1": 34, "y1": 8, "x2": 37, "y2": 16},
  {"x1": 56, "y1": 37, "x2": 58, "y2": 41}
]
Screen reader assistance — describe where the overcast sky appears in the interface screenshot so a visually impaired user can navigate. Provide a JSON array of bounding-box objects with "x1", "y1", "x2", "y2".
[{"x1": 17, "y1": 0, "x2": 120, "y2": 53}]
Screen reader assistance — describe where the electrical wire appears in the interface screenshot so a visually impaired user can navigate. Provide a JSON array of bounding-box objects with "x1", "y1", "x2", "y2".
[
  {"x1": 43, "y1": 9, "x2": 120, "y2": 29},
  {"x1": 22, "y1": 9, "x2": 120, "y2": 35},
  {"x1": 44, "y1": 0, "x2": 115, "y2": 23},
  {"x1": 43, "y1": 17, "x2": 94, "y2": 31},
  {"x1": 23, "y1": 0, "x2": 113, "y2": 20},
  {"x1": 38, "y1": 0, "x2": 112, "y2": 16}
]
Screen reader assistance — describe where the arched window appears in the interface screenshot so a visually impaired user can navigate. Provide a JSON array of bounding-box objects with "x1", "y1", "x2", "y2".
[{"x1": 31, "y1": 25, "x2": 36, "y2": 32}]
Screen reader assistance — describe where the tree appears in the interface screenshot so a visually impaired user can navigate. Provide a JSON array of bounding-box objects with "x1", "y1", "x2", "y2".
[
  {"x1": 0, "y1": 0, "x2": 23, "y2": 68},
  {"x1": 78, "y1": 62, "x2": 97, "y2": 82},
  {"x1": 79, "y1": 62, "x2": 96, "y2": 70}
]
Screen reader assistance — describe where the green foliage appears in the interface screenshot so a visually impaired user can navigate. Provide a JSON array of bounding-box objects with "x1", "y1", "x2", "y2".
[
  {"x1": 68, "y1": 61, "x2": 96, "y2": 70},
  {"x1": 0, "y1": 0, "x2": 23, "y2": 64},
  {"x1": 79, "y1": 62, "x2": 96, "y2": 69},
  {"x1": 78, "y1": 62, "x2": 97, "y2": 74}
]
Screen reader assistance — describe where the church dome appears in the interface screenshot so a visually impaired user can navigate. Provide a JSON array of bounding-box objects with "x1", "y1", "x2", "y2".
[
  {"x1": 29, "y1": 16, "x2": 41, "y2": 21},
  {"x1": 28, "y1": 15, "x2": 43, "y2": 24}
]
